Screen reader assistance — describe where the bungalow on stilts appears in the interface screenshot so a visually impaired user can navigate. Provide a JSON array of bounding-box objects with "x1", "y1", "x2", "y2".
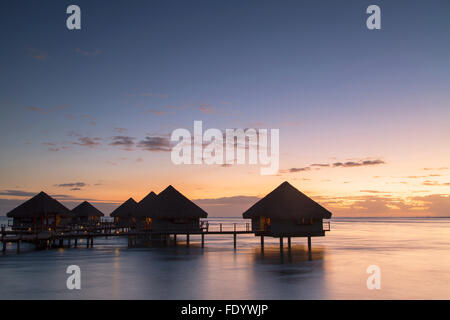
[
  {"x1": 6, "y1": 191, "x2": 71, "y2": 232},
  {"x1": 71, "y1": 201, "x2": 104, "y2": 226},
  {"x1": 242, "y1": 181, "x2": 332, "y2": 255},
  {"x1": 110, "y1": 198, "x2": 139, "y2": 230}
]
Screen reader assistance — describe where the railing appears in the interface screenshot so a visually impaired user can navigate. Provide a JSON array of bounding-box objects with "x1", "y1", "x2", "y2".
[{"x1": 203, "y1": 222, "x2": 251, "y2": 232}]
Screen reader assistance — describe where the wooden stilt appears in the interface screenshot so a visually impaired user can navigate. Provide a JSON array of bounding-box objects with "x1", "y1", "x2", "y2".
[
  {"x1": 307, "y1": 236, "x2": 311, "y2": 252},
  {"x1": 280, "y1": 237, "x2": 283, "y2": 250},
  {"x1": 68, "y1": 238, "x2": 71, "y2": 248},
  {"x1": 186, "y1": 233, "x2": 190, "y2": 247},
  {"x1": 74, "y1": 238, "x2": 78, "y2": 247},
  {"x1": 17, "y1": 239, "x2": 21, "y2": 253},
  {"x1": 260, "y1": 235, "x2": 264, "y2": 251},
  {"x1": 233, "y1": 233, "x2": 237, "y2": 249},
  {"x1": 90, "y1": 237, "x2": 94, "y2": 247},
  {"x1": 288, "y1": 237, "x2": 291, "y2": 250},
  {"x1": 1, "y1": 225, "x2": 6, "y2": 253},
  {"x1": 201, "y1": 233, "x2": 204, "y2": 248},
  {"x1": 174, "y1": 234, "x2": 177, "y2": 245}
]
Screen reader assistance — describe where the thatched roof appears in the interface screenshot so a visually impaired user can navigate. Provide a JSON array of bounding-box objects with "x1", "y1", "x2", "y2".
[
  {"x1": 137, "y1": 191, "x2": 157, "y2": 217},
  {"x1": 110, "y1": 198, "x2": 138, "y2": 218},
  {"x1": 6, "y1": 191, "x2": 71, "y2": 218},
  {"x1": 242, "y1": 181, "x2": 332, "y2": 220},
  {"x1": 151, "y1": 185, "x2": 208, "y2": 219},
  {"x1": 72, "y1": 201, "x2": 104, "y2": 217}
]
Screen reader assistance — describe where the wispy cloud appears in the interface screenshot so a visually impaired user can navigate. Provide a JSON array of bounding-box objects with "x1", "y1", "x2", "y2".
[
  {"x1": 72, "y1": 137, "x2": 102, "y2": 148},
  {"x1": 109, "y1": 136, "x2": 136, "y2": 150},
  {"x1": 0, "y1": 190, "x2": 38, "y2": 197},
  {"x1": 422, "y1": 180, "x2": 450, "y2": 186},
  {"x1": 137, "y1": 136, "x2": 171, "y2": 152},
  {"x1": 26, "y1": 47, "x2": 47, "y2": 60},
  {"x1": 54, "y1": 182, "x2": 86, "y2": 188},
  {"x1": 146, "y1": 110, "x2": 174, "y2": 116},
  {"x1": 332, "y1": 159, "x2": 385, "y2": 167},
  {"x1": 198, "y1": 104, "x2": 215, "y2": 114},
  {"x1": 114, "y1": 128, "x2": 128, "y2": 133},
  {"x1": 28, "y1": 106, "x2": 45, "y2": 114},
  {"x1": 316, "y1": 193, "x2": 450, "y2": 217},
  {"x1": 283, "y1": 158, "x2": 385, "y2": 173},
  {"x1": 76, "y1": 48, "x2": 101, "y2": 56},
  {"x1": 285, "y1": 167, "x2": 310, "y2": 173}
]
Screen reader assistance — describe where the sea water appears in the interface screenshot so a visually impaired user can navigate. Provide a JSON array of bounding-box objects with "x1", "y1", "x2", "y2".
[{"x1": 0, "y1": 217, "x2": 449, "y2": 299}]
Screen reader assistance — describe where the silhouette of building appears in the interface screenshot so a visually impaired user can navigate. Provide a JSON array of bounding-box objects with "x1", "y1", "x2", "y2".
[
  {"x1": 71, "y1": 201, "x2": 104, "y2": 225},
  {"x1": 137, "y1": 185, "x2": 207, "y2": 232},
  {"x1": 136, "y1": 191, "x2": 157, "y2": 230},
  {"x1": 6, "y1": 191, "x2": 71, "y2": 231},
  {"x1": 242, "y1": 181, "x2": 331, "y2": 242},
  {"x1": 110, "y1": 197, "x2": 139, "y2": 228}
]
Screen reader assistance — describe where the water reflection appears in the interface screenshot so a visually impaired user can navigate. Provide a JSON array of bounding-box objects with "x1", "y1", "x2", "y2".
[{"x1": 1, "y1": 218, "x2": 450, "y2": 299}]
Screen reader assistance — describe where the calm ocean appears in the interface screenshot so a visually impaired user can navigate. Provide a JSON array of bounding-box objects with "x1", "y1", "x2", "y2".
[{"x1": 0, "y1": 216, "x2": 449, "y2": 299}]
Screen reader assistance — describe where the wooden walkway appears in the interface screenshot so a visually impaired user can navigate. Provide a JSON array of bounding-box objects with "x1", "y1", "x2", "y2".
[
  {"x1": 1, "y1": 222, "x2": 256, "y2": 253},
  {"x1": 1, "y1": 221, "x2": 330, "y2": 254}
]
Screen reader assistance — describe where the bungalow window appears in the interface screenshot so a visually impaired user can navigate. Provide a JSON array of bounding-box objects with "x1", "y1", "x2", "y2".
[{"x1": 297, "y1": 217, "x2": 315, "y2": 225}]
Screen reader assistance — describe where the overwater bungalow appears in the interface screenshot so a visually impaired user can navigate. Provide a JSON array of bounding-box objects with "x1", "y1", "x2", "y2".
[
  {"x1": 137, "y1": 185, "x2": 208, "y2": 232},
  {"x1": 136, "y1": 191, "x2": 157, "y2": 230},
  {"x1": 110, "y1": 198, "x2": 139, "y2": 228},
  {"x1": 6, "y1": 191, "x2": 72, "y2": 231},
  {"x1": 71, "y1": 201, "x2": 104, "y2": 225},
  {"x1": 242, "y1": 181, "x2": 332, "y2": 247}
]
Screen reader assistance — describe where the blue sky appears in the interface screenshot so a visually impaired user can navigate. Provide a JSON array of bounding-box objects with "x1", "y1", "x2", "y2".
[{"x1": 1, "y1": 0, "x2": 450, "y2": 216}]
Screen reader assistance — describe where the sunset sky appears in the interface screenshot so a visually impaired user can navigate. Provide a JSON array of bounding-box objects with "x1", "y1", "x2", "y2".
[{"x1": 1, "y1": 0, "x2": 449, "y2": 217}]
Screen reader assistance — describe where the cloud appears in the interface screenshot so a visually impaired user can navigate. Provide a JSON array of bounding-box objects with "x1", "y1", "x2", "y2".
[
  {"x1": 137, "y1": 136, "x2": 171, "y2": 152},
  {"x1": 332, "y1": 159, "x2": 385, "y2": 167},
  {"x1": 114, "y1": 128, "x2": 128, "y2": 133},
  {"x1": 72, "y1": 137, "x2": 102, "y2": 148},
  {"x1": 198, "y1": 104, "x2": 215, "y2": 114},
  {"x1": 286, "y1": 167, "x2": 310, "y2": 173},
  {"x1": 26, "y1": 47, "x2": 46, "y2": 60},
  {"x1": 310, "y1": 163, "x2": 330, "y2": 167},
  {"x1": 109, "y1": 136, "x2": 136, "y2": 150},
  {"x1": 55, "y1": 182, "x2": 86, "y2": 188},
  {"x1": 0, "y1": 190, "x2": 38, "y2": 197},
  {"x1": 315, "y1": 193, "x2": 450, "y2": 217},
  {"x1": 76, "y1": 48, "x2": 101, "y2": 56},
  {"x1": 422, "y1": 180, "x2": 450, "y2": 186},
  {"x1": 423, "y1": 167, "x2": 448, "y2": 171},
  {"x1": 283, "y1": 158, "x2": 385, "y2": 174},
  {"x1": 360, "y1": 190, "x2": 391, "y2": 194},
  {"x1": 28, "y1": 106, "x2": 45, "y2": 114},
  {"x1": 146, "y1": 110, "x2": 174, "y2": 115}
]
